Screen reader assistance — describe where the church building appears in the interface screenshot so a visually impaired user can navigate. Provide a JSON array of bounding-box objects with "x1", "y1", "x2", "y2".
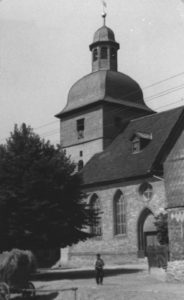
[{"x1": 56, "y1": 14, "x2": 184, "y2": 265}]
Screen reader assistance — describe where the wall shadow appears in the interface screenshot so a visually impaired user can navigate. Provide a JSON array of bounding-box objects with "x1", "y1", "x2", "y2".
[{"x1": 32, "y1": 267, "x2": 144, "y2": 281}]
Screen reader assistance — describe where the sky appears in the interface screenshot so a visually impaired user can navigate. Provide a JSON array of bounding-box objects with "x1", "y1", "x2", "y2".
[{"x1": 1, "y1": 0, "x2": 184, "y2": 145}]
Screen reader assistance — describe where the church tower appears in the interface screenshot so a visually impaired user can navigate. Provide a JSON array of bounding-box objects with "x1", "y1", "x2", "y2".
[{"x1": 55, "y1": 14, "x2": 153, "y2": 171}]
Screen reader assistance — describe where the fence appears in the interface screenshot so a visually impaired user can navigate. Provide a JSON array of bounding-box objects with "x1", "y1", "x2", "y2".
[
  {"x1": 0, "y1": 285, "x2": 78, "y2": 300},
  {"x1": 35, "y1": 287, "x2": 78, "y2": 300}
]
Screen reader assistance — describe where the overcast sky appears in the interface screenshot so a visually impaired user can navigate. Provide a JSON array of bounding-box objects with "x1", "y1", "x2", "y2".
[{"x1": 1, "y1": 0, "x2": 184, "y2": 144}]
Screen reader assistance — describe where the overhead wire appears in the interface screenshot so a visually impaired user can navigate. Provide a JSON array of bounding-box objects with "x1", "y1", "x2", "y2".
[
  {"x1": 41, "y1": 98, "x2": 184, "y2": 139},
  {"x1": 22, "y1": 70, "x2": 184, "y2": 133},
  {"x1": 40, "y1": 84, "x2": 184, "y2": 138},
  {"x1": 1, "y1": 71, "x2": 184, "y2": 143}
]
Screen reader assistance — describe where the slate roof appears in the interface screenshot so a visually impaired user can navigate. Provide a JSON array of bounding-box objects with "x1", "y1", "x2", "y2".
[
  {"x1": 55, "y1": 71, "x2": 153, "y2": 118},
  {"x1": 82, "y1": 106, "x2": 184, "y2": 186}
]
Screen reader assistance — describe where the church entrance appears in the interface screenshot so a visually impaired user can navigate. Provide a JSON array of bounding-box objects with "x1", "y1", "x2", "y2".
[{"x1": 137, "y1": 208, "x2": 157, "y2": 257}]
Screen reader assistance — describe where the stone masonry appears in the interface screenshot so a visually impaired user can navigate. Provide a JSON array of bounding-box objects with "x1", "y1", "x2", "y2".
[{"x1": 69, "y1": 178, "x2": 166, "y2": 266}]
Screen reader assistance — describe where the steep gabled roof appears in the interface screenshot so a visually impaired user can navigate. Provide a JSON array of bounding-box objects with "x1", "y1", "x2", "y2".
[{"x1": 82, "y1": 106, "x2": 184, "y2": 186}]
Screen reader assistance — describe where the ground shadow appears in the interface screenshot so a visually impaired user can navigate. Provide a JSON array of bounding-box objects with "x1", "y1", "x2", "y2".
[
  {"x1": 12, "y1": 292, "x2": 58, "y2": 300},
  {"x1": 32, "y1": 267, "x2": 144, "y2": 281}
]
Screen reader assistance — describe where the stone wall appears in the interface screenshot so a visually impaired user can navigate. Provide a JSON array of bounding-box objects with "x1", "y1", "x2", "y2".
[
  {"x1": 164, "y1": 130, "x2": 184, "y2": 208},
  {"x1": 69, "y1": 179, "x2": 166, "y2": 266},
  {"x1": 64, "y1": 139, "x2": 103, "y2": 167},
  {"x1": 167, "y1": 208, "x2": 184, "y2": 260},
  {"x1": 60, "y1": 107, "x2": 103, "y2": 147},
  {"x1": 164, "y1": 129, "x2": 184, "y2": 260},
  {"x1": 166, "y1": 260, "x2": 184, "y2": 282},
  {"x1": 60, "y1": 106, "x2": 103, "y2": 164}
]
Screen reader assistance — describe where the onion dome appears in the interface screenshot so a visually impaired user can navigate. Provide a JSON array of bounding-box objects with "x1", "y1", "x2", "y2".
[{"x1": 93, "y1": 26, "x2": 115, "y2": 43}]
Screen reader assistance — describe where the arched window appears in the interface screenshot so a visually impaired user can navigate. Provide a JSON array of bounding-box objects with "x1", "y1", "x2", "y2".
[
  {"x1": 90, "y1": 194, "x2": 102, "y2": 237},
  {"x1": 93, "y1": 48, "x2": 98, "y2": 61},
  {"x1": 114, "y1": 190, "x2": 126, "y2": 235},
  {"x1": 110, "y1": 47, "x2": 116, "y2": 60},
  {"x1": 78, "y1": 160, "x2": 84, "y2": 172},
  {"x1": 101, "y1": 47, "x2": 107, "y2": 59}
]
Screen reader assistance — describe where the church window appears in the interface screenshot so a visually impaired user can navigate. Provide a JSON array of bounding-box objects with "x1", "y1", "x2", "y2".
[
  {"x1": 138, "y1": 182, "x2": 153, "y2": 201},
  {"x1": 77, "y1": 118, "x2": 85, "y2": 139},
  {"x1": 78, "y1": 160, "x2": 84, "y2": 171},
  {"x1": 90, "y1": 194, "x2": 102, "y2": 237},
  {"x1": 114, "y1": 190, "x2": 126, "y2": 235},
  {"x1": 93, "y1": 48, "x2": 98, "y2": 61},
  {"x1": 101, "y1": 47, "x2": 107, "y2": 59},
  {"x1": 80, "y1": 150, "x2": 83, "y2": 157},
  {"x1": 110, "y1": 47, "x2": 116, "y2": 60}
]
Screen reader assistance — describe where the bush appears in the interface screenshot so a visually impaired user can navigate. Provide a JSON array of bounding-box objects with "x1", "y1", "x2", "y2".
[
  {"x1": 0, "y1": 249, "x2": 36, "y2": 286},
  {"x1": 154, "y1": 211, "x2": 168, "y2": 245}
]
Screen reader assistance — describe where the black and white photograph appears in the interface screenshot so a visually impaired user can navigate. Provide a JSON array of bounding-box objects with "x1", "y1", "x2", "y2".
[{"x1": 1, "y1": 0, "x2": 184, "y2": 299}]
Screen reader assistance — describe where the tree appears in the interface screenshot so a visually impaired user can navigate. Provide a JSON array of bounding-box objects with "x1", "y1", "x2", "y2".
[
  {"x1": 0, "y1": 123, "x2": 96, "y2": 251},
  {"x1": 154, "y1": 210, "x2": 168, "y2": 245}
]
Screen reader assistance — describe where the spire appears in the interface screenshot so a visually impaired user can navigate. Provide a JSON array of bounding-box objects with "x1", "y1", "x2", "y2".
[
  {"x1": 101, "y1": 1, "x2": 107, "y2": 26},
  {"x1": 89, "y1": 2, "x2": 119, "y2": 72},
  {"x1": 102, "y1": 11, "x2": 107, "y2": 26}
]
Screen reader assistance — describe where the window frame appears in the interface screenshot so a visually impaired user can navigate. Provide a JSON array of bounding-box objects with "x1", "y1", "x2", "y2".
[
  {"x1": 78, "y1": 159, "x2": 84, "y2": 172},
  {"x1": 90, "y1": 194, "x2": 102, "y2": 238},
  {"x1": 76, "y1": 118, "x2": 85, "y2": 139},
  {"x1": 114, "y1": 191, "x2": 127, "y2": 236},
  {"x1": 93, "y1": 48, "x2": 98, "y2": 61},
  {"x1": 110, "y1": 47, "x2": 117, "y2": 60},
  {"x1": 101, "y1": 46, "x2": 108, "y2": 59},
  {"x1": 132, "y1": 137, "x2": 140, "y2": 154}
]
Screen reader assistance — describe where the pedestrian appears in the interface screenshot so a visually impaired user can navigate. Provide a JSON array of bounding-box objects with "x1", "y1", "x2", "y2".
[{"x1": 95, "y1": 253, "x2": 105, "y2": 285}]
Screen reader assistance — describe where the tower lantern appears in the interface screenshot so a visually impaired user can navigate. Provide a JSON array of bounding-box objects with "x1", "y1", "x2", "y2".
[{"x1": 89, "y1": 13, "x2": 120, "y2": 72}]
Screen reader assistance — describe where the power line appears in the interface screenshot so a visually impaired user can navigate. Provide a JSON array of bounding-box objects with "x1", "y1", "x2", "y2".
[
  {"x1": 143, "y1": 71, "x2": 184, "y2": 90},
  {"x1": 34, "y1": 121, "x2": 58, "y2": 130},
  {"x1": 1, "y1": 71, "x2": 184, "y2": 143},
  {"x1": 1, "y1": 92, "x2": 184, "y2": 142},
  {"x1": 21, "y1": 71, "x2": 184, "y2": 133},
  {"x1": 41, "y1": 98, "x2": 184, "y2": 139},
  {"x1": 41, "y1": 81, "x2": 184, "y2": 137}
]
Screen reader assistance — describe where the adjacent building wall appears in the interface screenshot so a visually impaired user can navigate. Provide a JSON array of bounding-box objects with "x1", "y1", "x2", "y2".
[{"x1": 164, "y1": 130, "x2": 184, "y2": 260}]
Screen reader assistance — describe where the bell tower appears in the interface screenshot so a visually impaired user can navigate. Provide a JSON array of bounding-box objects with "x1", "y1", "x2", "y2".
[
  {"x1": 89, "y1": 13, "x2": 120, "y2": 72},
  {"x1": 55, "y1": 11, "x2": 153, "y2": 170}
]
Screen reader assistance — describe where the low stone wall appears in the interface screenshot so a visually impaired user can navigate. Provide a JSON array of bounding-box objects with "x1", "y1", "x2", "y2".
[
  {"x1": 69, "y1": 252, "x2": 139, "y2": 267},
  {"x1": 166, "y1": 260, "x2": 184, "y2": 282}
]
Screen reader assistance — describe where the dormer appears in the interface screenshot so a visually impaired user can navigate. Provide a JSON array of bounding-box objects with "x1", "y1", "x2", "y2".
[{"x1": 131, "y1": 132, "x2": 152, "y2": 154}]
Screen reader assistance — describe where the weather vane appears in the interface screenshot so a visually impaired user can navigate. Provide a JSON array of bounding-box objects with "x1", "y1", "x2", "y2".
[{"x1": 101, "y1": 0, "x2": 107, "y2": 26}]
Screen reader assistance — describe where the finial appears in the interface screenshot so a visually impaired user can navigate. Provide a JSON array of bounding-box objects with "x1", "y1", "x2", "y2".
[{"x1": 101, "y1": 0, "x2": 107, "y2": 26}]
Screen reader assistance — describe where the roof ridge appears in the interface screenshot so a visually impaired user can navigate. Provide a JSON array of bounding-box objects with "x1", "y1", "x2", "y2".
[{"x1": 130, "y1": 105, "x2": 184, "y2": 123}]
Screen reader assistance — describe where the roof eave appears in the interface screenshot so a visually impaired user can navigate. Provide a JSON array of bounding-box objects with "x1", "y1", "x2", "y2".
[
  {"x1": 81, "y1": 172, "x2": 159, "y2": 189},
  {"x1": 55, "y1": 98, "x2": 154, "y2": 119}
]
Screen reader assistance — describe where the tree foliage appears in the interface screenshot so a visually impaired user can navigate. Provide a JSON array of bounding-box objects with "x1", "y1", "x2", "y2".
[
  {"x1": 154, "y1": 211, "x2": 168, "y2": 245},
  {"x1": 0, "y1": 124, "x2": 95, "y2": 251}
]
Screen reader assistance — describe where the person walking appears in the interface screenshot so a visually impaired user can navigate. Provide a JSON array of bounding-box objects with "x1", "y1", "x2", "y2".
[{"x1": 95, "y1": 253, "x2": 105, "y2": 285}]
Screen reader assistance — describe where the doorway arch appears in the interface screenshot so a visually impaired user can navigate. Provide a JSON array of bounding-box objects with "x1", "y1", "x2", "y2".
[{"x1": 137, "y1": 207, "x2": 157, "y2": 257}]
